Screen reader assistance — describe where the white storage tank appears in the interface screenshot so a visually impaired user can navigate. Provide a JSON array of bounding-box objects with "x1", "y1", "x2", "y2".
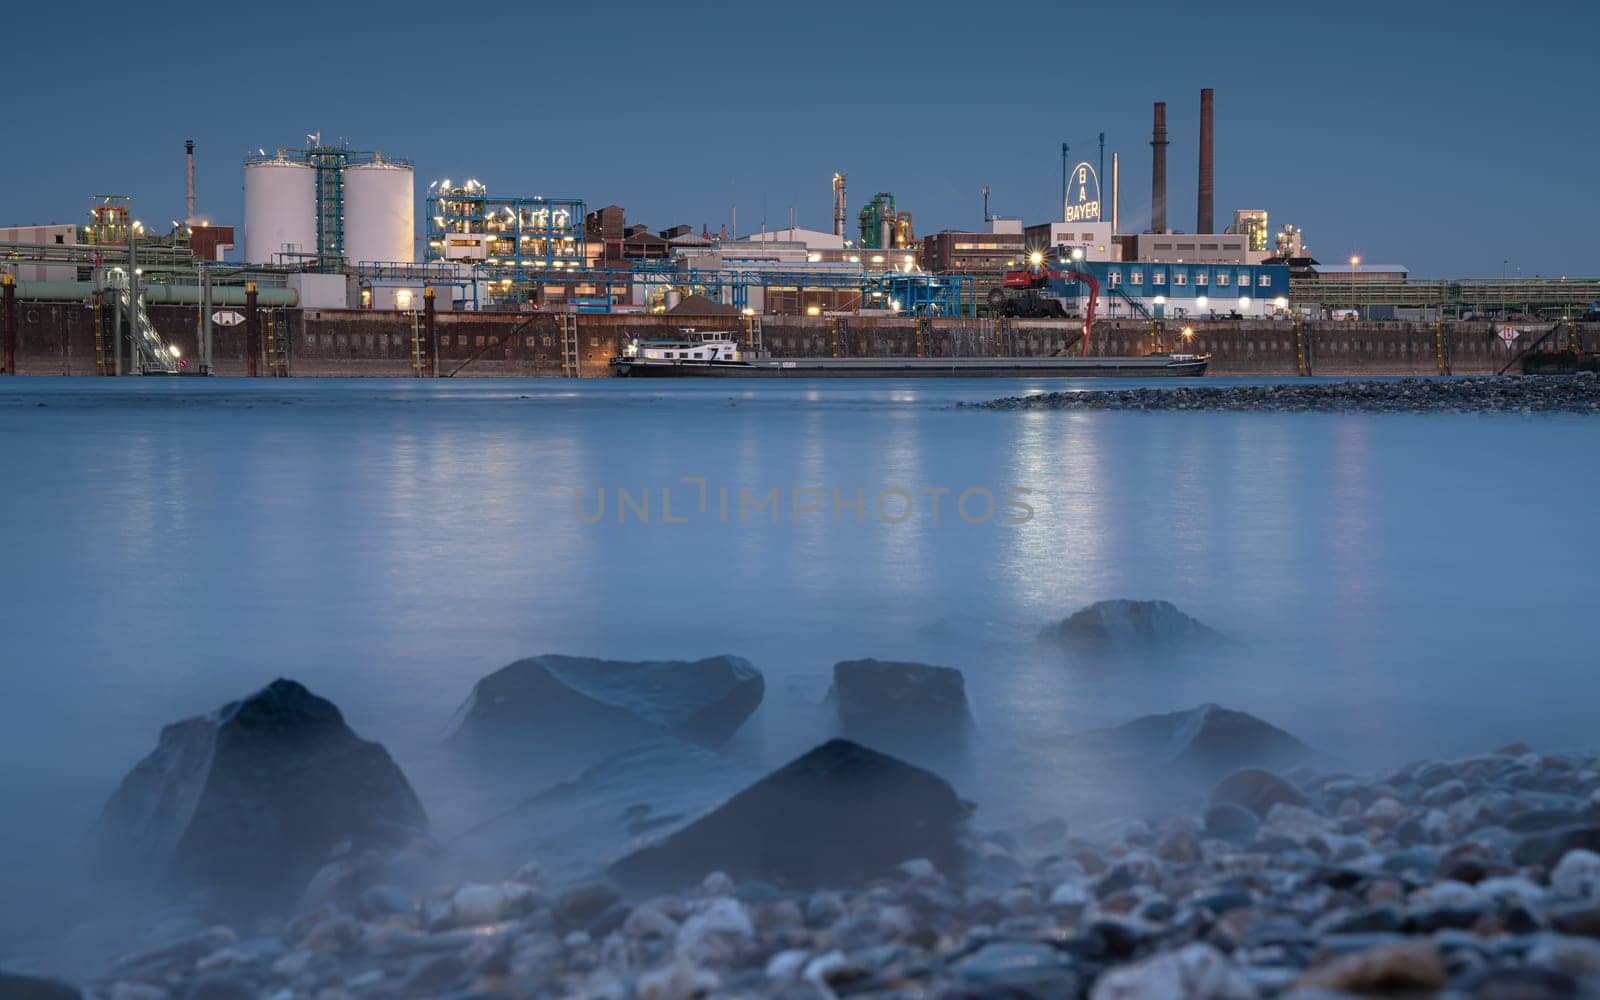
[
  {"x1": 344, "y1": 156, "x2": 414, "y2": 264},
  {"x1": 243, "y1": 155, "x2": 317, "y2": 264}
]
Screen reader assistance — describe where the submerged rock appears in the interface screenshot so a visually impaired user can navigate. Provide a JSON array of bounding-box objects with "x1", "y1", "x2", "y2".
[
  {"x1": 90, "y1": 679, "x2": 427, "y2": 903},
  {"x1": 1040, "y1": 599, "x2": 1226, "y2": 653},
  {"x1": 0, "y1": 970, "x2": 81, "y2": 1000},
  {"x1": 1210, "y1": 767, "x2": 1309, "y2": 819},
  {"x1": 826, "y1": 659, "x2": 971, "y2": 738},
  {"x1": 1067, "y1": 703, "x2": 1320, "y2": 785},
  {"x1": 609, "y1": 739, "x2": 968, "y2": 891},
  {"x1": 447, "y1": 654, "x2": 764, "y2": 755},
  {"x1": 450, "y1": 738, "x2": 762, "y2": 884}
]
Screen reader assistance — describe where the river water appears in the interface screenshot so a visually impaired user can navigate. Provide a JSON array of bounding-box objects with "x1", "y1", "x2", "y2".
[{"x1": 2, "y1": 377, "x2": 1596, "y2": 960}]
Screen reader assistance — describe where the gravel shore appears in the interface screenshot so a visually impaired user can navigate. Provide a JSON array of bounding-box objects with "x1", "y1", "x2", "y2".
[
  {"x1": 75, "y1": 742, "x2": 1600, "y2": 999},
  {"x1": 962, "y1": 374, "x2": 1600, "y2": 414}
]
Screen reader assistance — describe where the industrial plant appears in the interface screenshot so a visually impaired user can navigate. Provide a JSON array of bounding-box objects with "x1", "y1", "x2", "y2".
[{"x1": 1, "y1": 90, "x2": 1596, "y2": 378}]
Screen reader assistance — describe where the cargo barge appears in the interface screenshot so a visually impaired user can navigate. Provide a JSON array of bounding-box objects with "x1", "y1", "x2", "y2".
[{"x1": 609, "y1": 338, "x2": 1208, "y2": 378}]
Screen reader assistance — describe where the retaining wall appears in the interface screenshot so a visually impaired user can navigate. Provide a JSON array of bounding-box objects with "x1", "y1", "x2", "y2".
[{"x1": 6, "y1": 303, "x2": 1590, "y2": 378}]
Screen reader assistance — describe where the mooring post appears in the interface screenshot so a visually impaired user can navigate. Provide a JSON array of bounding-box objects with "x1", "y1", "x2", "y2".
[
  {"x1": 1, "y1": 274, "x2": 16, "y2": 375},
  {"x1": 245, "y1": 282, "x2": 260, "y2": 377},
  {"x1": 423, "y1": 287, "x2": 437, "y2": 377}
]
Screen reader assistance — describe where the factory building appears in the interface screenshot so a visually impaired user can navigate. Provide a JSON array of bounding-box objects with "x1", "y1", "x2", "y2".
[
  {"x1": 1124, "y1": 232, "x2": 1263, "y2": 264},
  {"x1": 920, "y1": 220, "x2": 1025, "y2": 274},
  {"x1": 738, "y1": 227, "x2": 846, "y2": 251},
  {"x1": 0, "y1": 224, "x2": 81, "y2": 281},
  {"x1": 1024, "y1": 222, "x2": 1116, "y2": 262},
  {"x1": 1049, "y1": 260, "x2": 1291, "y2": 319}
]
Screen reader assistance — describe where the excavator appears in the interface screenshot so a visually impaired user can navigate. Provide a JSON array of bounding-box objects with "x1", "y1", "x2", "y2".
[{"x1": 987, "y1": 251, "x2": 1101, "y2": 356}]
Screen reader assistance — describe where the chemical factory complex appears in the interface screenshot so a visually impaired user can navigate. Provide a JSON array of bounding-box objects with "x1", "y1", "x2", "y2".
[{"x1": 1, "y1": 92, "x2": 1596, "y2": 378}]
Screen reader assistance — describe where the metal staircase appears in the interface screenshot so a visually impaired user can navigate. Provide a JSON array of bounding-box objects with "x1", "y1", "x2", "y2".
[
  {"x1": 105, "y1": 271, "x2": 179, "y2": 374},
  {"x1": 93, "y1": 296, "x2": 111, "y2": 375}
]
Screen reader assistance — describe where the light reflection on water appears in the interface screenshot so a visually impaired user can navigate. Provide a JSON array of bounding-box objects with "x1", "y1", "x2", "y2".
[{"x1": 2, "y1": 376, "x2": 1598, "y2": 872}]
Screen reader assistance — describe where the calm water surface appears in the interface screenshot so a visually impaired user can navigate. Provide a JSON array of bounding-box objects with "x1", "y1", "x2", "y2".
[{"x1": 2, "y1": 376, "x2": 1596, "y2": 933}]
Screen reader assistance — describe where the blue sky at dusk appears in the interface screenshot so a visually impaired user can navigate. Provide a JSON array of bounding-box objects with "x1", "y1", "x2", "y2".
[{"x1": 3, "y1": 0, "x2": 1595, "y2": 277}]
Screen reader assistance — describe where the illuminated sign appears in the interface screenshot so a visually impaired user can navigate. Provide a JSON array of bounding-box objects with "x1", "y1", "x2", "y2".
[{"x1": 1064, "y1": 162, "x2": 1101, "y2": 224}]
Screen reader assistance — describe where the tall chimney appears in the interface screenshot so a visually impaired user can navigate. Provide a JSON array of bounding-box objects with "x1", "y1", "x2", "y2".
[
  {"x1": 832, "y1": 173, "x2": 847, "y2": 237},
  {"x1": 1198, "y1": 88, "x2": 1214, "y2": 234},
  {"x1": 1150, "y1": 102, "x2": 1168, "y2": 233},
  {"x1": 185, "y1": 139, "x2": 196, "y2": 224},
  {"x1": 1112, "y1": 152, "x2": 1120, "y2": 235}
]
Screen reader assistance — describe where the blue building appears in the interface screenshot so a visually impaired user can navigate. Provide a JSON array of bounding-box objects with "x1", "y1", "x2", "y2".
[{"x1": 1054, "y1": 255, "x2": 1292, "y2": 319}]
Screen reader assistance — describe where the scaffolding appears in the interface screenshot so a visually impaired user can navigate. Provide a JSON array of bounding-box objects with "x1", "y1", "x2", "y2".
[
  {"x1": 424, "y1": 181, "x2": 586, "y2": 271},
  {"x1": 452, "y1": 263, "x2": 974, "y2": 318}
]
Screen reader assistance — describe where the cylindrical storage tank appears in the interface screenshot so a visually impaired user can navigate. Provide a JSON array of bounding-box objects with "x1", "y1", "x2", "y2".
[
  {"x1": 344, "y1": 158, "x2": 415, "y2": 264},
  {"x1": 243, "y1": 157, "x2": 317, "y2": 264}
]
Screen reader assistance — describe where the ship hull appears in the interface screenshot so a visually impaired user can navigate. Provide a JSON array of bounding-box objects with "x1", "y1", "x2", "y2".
[{"x1": 609, "y1": 355, "x2": 1209, "y2": 378}]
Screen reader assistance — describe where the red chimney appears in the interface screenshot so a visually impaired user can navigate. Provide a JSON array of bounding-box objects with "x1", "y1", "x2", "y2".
[
  {"x1": 1198, "y1": 89, "x2": 1215, "y2": 235},
  {"x1": 1151, "y1": 102, "x2": 1169, "y2": 233}
]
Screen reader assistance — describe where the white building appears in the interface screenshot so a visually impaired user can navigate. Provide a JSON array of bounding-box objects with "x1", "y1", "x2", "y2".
[
  {"x1": 1025, "y1": 222, "x2": 1117, "y2": 262},
  {"x1": 737, "y1": 227, "x2": 846, "y2": 251}
]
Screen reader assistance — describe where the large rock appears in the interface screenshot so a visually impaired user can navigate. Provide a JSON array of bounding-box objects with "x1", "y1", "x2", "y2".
[
  {"x1": 1040, "y1": 599, "x2": 1225, "y2": 653},
  {"x1": 91, "y1": 679, "x2": 428, "y2": 903},
  {"x1": 826, "y1": 659, "x2": 971, "y2": 738},
  {"x1": 447, "y1": 654, "x2": 763, "y2": 756},
  {"x1": 1067, "y1": 703, "x2": 1320, "y2": 785},
  {"x1": 608, "y1": 739, "x2": 969, "y2": 891},
  {"x1": 449, "y1": 738, "x2": 763, "y2": 884}
]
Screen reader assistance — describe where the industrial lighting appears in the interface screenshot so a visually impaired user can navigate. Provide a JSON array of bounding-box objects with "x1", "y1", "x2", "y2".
[
  {"x1": 1181, "y1": 326, "x2": 1194, "y2": 340},
  {"x1": 1028, "y1": 251, "x2": 1044, "y2": 267},
  {"x1": 1196, "y1": 296, "x2": 1208, "y2": 310},
  {"x1": 1273, "y1": 296, "x2": 1288, "y2": 310},
  {"x1": 1349, "y1": 255, "x2": 1360, "y2": 267},
  {"x1": 741, "y1": 307, "x2": 755, "y2": 317},
  {"x1": 1239, "y1": 296, "x2": 1252, "y2": 310},
  {"x1": 1072, "y1": 248, "x2": 1085, "y2": 261},
  {"x1": 1153, "y1": 295, "x2": 1166, "y2": 306},
  {"x1": 806, "y1": 306, "x2": 821, "y2": 316},
  {"x1": 169, "y1": 345, "x2": 181, "y2": 358}
]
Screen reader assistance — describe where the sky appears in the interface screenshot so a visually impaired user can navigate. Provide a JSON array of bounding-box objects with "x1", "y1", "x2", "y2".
[{"x1": 2, "y1": 0, "x2": 1595, "y2": 277}]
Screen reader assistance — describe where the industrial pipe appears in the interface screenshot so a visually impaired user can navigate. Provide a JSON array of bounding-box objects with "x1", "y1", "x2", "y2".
[
  {"x1": 10, "y1": 281, "x2": 296, "y2": 307},
  {"x1": 2, "y1": 275, "x2": 15, "y2": 374},
  {"x1": 245, "y1": 282, "x2": 259, "y2": 377}
]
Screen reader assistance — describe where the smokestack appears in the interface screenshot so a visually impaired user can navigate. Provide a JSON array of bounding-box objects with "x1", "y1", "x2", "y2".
[
  {"x1": 1150, "y1": 102, "x2": 1168, "y2": 233},
  {"x1": 1112, "y1": 153, "x2": 1120, "y2": 235},
  {"x1": 1198, "y1": 88, "x2": 1214, "y2": 234},
  {"x1": 185, "y1": 139, "x2": 196, "y2": 224},
  {"x1": 832, "y1": 173, "x2": 847, "y2": 237}
]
